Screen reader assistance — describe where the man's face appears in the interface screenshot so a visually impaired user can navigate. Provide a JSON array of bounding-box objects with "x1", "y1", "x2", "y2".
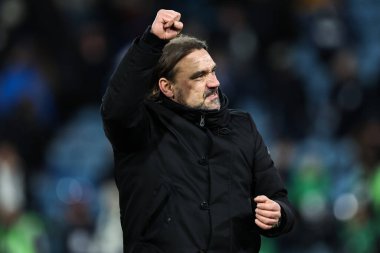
[{"x1": 170, "y1": 49, "x2": 221, "y2": 110}]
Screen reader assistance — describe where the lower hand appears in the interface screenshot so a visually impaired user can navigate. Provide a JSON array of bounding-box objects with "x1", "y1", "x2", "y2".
[{"x1": 253, "y1": 195, "x2": 281, "y2": 230}]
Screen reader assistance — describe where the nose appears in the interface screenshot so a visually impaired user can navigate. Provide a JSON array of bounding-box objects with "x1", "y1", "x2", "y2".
[{"x1": 206, "y1": 73, "x2": 220, "y2": 88}]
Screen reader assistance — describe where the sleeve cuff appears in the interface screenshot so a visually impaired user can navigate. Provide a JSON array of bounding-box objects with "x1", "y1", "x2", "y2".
[{"x1": 140, "y1": 26, "x2": 168, "y2": 52}]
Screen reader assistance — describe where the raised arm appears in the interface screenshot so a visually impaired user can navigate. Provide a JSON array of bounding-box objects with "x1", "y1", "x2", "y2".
[{"x1": 101, "y1": 10, "x2": 183, "y2": 148}]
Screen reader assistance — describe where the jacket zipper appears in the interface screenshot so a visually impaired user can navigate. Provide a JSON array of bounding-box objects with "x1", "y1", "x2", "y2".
[{"x1": 200, "y1": 114, "x2": 205, "y2": 127}]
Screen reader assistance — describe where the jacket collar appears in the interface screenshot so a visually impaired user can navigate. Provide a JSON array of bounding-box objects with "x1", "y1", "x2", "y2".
[{"x1": 158, "y1": 89, "x2": 231, "y2": 129}]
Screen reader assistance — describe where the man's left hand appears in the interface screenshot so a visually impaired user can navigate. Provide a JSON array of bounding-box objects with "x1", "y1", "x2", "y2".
[{"x1": 253, "y1": 195, "x2": 281, "y2": 230}]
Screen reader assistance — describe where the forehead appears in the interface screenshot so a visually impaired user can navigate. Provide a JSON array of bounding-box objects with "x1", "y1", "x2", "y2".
[{"x1": 175, "y1": 49, "x2": 215, "y2": 73}]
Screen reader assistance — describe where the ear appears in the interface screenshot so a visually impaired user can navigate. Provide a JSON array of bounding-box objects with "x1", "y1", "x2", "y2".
[{"x1": 158, "y1": 78, "x2": 174, "y2": 98}]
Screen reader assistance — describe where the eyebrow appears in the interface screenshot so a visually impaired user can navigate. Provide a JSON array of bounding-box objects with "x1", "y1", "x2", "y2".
[{"x1": 189, "y1": 65, "x2": 217, "y2": 80}]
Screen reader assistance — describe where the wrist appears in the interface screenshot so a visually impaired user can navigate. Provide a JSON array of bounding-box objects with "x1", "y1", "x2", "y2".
[{"x1": 141, "y1": 26, "x2": 168, "y2": 50}]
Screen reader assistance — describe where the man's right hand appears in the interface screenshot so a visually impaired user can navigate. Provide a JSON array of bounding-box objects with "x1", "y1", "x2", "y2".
[{"x1": 151, "y1": 9, "x2": 183, "y2": 40}]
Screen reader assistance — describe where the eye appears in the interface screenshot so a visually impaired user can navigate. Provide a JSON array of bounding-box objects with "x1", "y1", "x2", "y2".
[
  {"x1": 200, "y1": 73, "x2": 207, "y2": 78},
  {"x1": 194, "y1": 73, "x2": 206, "y2": 80}
]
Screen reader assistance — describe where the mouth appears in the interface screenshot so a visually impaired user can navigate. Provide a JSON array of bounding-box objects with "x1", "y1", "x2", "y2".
[
  {"x1": 199, "y1": 89, "x2": 221, "y2": 110},
  {"x1": 205, "y1": 90, "x2": 218, "y2": 99},
  {"x1": 207, "y1": 92, "x2": 218, "y2": 100}
]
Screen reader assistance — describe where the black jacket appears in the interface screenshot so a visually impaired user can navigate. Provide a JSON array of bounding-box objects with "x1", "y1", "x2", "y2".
[{"x1": 101, "y1": 28, "x2": 295, "y2": 253}]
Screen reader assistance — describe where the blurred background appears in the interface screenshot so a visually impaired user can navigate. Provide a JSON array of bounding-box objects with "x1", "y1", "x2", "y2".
[{"x1": 0, "y1": 0, "x2": 379, "y2": 252}]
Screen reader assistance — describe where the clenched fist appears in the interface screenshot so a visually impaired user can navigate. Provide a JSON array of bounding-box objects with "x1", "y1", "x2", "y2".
[
  {"x1": 254, "y1": 195, "x2": 282, "y2": 230},
  {"x1": 151, "y1": 9, "x2": 183, "y2": 40}
]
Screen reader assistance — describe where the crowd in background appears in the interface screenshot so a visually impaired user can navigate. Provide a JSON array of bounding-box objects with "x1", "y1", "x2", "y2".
[{"x1": 0, "y1": 0, "x2": 379, "y2": 252}]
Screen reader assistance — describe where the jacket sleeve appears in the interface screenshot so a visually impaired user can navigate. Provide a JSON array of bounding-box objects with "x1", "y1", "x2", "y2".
[
  {"x1": 101, "y1": 27, "x2": 167, "y2": 150},
  {"x1": 249, "y1": 116, "x2": 295, "y2": 237}
]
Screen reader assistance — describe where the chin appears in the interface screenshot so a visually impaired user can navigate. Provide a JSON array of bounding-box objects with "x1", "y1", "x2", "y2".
[
  {"x1": 203, "y1": 105, "x2": 220, "y2": 111},
  {"x1": 208, "y1": 102, "x2": 221, "y2": 110}
]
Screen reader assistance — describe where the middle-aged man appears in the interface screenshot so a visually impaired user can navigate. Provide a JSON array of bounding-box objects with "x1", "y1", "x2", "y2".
[{"x1": 101, "y1": 9, "x2": 295, "y2": 253}]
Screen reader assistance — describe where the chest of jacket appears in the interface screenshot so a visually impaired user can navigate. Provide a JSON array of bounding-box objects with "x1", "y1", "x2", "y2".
[
  {"x1": 143, "y1": 102, "x2": 256, "y2": 198},
  {"x1": 116, "y1": 102, "x2": 261, "y2": 252}
]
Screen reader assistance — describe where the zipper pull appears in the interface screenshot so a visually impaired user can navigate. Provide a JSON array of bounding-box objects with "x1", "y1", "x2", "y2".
[{"x1": 200, "y1": 114, "x2": 205, "y2": 127}]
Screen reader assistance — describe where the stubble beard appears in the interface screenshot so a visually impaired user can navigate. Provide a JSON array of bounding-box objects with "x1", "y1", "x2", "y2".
[
  {"x1": 175, "y1": 89, "x2": 220, "y2": 111},
  {"x1": 200, "y1": 88, "x2": 220, "y2": 110},
  {"x1": 200, "y1": 96, "x2": 220, "y2": 110}
]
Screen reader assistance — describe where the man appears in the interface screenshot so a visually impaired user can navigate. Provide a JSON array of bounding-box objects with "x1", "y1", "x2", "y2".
[{"x1": 101, "y1": 9, "x2": 295, "y2": 253}]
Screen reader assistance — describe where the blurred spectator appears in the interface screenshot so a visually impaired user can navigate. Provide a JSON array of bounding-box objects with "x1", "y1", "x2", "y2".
[
  {"x1": 45, "y1": 106, "x2": 112, "y2": 181},
  {"x1": 0, "y1": 143, "x2": 25, "y2": 224},
  {"x1": 63, "y1": 201, "x2": 94, "y2": 253},
  {"x1": 0, "y1": 38, "x2": 57, "y2": 170},
  {"x1": 355, "y1": 119, "x2": 380, "y2": 172},
  {"x1": 31, "y1": 106, "x2": 112, "y2": 252},
  {"x1": 333, "y1": 118, "x2": 380, "y2": 253},
  {"x1": 265, "y1": 42, "x2": 310, "y2": 140},
  {"x1": 328, "y1": 47, "x2": 365, "y2": 138},
  {"x1": 89, "y1": 180, "x2": 123, "y2": 253},
  {"x1": 0, "y1": 142, "x2": 49, "y2": 253}
]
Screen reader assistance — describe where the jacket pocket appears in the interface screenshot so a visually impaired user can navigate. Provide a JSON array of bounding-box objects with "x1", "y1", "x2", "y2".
[{"x1": 140, "y1": 182, "x2": 176, "y2": 242}]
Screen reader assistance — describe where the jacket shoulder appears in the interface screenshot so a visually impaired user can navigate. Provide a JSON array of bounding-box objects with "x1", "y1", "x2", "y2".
[{"x1": 228, "y1": 109, "x2": 256, "y2": 133}]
